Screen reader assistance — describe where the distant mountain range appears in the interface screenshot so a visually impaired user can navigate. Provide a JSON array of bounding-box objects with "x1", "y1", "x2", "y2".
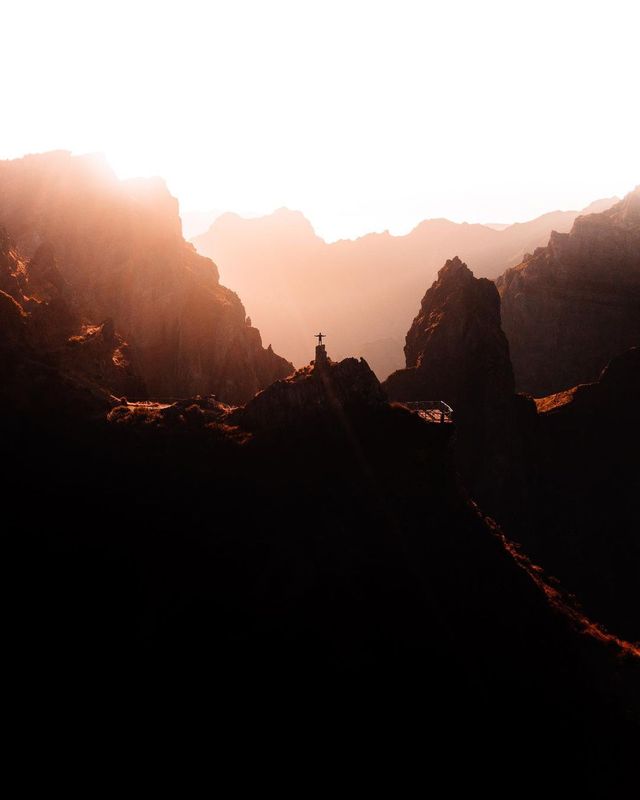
[{"x1": 192, "y1": 197, "x2": 618, "y2": 377}]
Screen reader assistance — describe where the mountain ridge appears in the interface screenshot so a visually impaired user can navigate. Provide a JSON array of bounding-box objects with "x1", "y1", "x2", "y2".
[{"x1": 193, "y1": 194, "x2": 620, "y2": 375}]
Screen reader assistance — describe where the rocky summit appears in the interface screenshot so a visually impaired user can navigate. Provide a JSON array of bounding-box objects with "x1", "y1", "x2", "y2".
[
  {"x1": 233, "y1": 354, "x2": 386, "y2": 431},
  {"x1": 384, "y1": 257, "x2": 535, "y2": 518}
]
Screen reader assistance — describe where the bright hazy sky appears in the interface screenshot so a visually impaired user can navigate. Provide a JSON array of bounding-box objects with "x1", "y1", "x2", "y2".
[{"x1": 2, "y1": 0, "x2": 638, "y2": 241}]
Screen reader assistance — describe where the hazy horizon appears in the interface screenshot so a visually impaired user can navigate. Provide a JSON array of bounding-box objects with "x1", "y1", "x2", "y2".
[
  {"x1": 2, "y1": 0, "x2": 639, "y2": 241},
  {"x1": 180, "y1": 192, "x2": 626, "y2": 243}
]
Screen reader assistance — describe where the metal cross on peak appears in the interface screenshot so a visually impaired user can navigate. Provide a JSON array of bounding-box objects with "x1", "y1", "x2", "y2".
[{"x1": 315, "y1": 332, "x2": 326, "y2": 345}]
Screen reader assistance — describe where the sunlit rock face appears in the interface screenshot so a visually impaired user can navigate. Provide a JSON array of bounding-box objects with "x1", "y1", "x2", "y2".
[
  {"x1": 497, "y1": 187, "x2": 640, "y2": 397},
  {"x1": 0, "y1": 226, "x2": 143, "y2": 407},
  {"x1": 384, "y1": 257, "x2": 535, "y2": 519},
  {"x1": 0, "y1": 151, "x2": 293, "y2": 403}
]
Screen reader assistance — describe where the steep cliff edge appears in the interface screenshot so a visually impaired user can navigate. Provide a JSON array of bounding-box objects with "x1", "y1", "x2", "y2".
[
  {"x1": 0, "y1": 151, "x2": 293, "y2": 402},
  {"x1": 497, "y1": 187, "x2": 640, "y2": 396}
]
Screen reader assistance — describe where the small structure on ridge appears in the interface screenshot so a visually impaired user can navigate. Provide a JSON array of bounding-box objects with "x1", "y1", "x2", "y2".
[{"x1": 314, "y1": 331, "x2": 329, "y2": 370}]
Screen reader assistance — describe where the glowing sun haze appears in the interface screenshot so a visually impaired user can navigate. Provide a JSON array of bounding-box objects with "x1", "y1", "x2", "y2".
[{"x1": 2, "y1": 0, "x2": 638, "y2": 241}]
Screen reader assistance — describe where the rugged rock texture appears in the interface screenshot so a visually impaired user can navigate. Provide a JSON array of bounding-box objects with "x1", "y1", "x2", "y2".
[
  {"x1": 384, "y1": 257, "x2": 536, "y2": 516},
  {"x1": 497, "y1": 187, "x2": 640, "y2": 396},
  {"x1": 192, "y1": 198, "x2": 618, "y2": 377},
  {"x1": 521, "y1": 347, "x2": 640, "y2": 641},
  {"x1": 0, "y1": 151, "x2": 293, "y2": 402},
  {"x1": 0, "y1": 227, "x2": 142, "y2": 403}
]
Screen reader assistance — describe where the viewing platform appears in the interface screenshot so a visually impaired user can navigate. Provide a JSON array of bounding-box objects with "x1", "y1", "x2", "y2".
[{"x1": 401, "y1": 400, "x2": 453, "y2": 424}]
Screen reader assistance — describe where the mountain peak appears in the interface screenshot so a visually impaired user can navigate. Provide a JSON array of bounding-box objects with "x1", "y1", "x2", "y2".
[
  {"x1": 437, "y1": 256, "x2": 473, "y2": 282},
  {"x1": 233, "y1": 356, "x2": 384, "y2": 431}
]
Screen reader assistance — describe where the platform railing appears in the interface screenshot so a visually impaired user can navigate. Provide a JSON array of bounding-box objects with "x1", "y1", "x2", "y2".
[{"x1": 401, "y1": 400, "x2": 454, "y2": 424}]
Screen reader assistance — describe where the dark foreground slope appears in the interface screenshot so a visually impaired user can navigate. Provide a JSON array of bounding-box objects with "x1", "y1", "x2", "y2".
[
  {"x1": 4, "y1": 355, "x2": 638, "y2": 776},
  {"x1": 523, "y1": 348, "x2": 640, "y2": 642},
  {"x1": 0, "y1": 151, "x2": 293, "y2": 402}
]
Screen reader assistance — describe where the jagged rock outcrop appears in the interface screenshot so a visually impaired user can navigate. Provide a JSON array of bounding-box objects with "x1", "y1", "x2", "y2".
[
  {"x1": 497, "y1": 187, "x2": 640, "y2": 396},
  {"x1": 0, "y1": 151, "x2": 293, "y2": 402},
  {"x1": 384, "y1": 257, "x2": 536, "y2": 516},
  {"x1": 391, "y1": 256, "x2": 514, "y2": 396}
]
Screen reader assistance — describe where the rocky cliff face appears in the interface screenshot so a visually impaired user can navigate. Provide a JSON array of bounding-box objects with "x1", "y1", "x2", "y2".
[
  {"x1": 0, "y1": 228, "x2": 142, "y2": 411},
  {"x1": 497, "y1": 187, "x2": 640, "y2": 396},
  {"x1": 0, "y1": 151, "x2": 293, "y2": 403},
  {"x1": 384, "y1": 257, "x2": 535, "y2": 517}
]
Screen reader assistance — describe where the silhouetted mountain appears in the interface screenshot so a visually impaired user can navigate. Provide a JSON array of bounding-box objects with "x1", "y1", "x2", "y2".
[
  {"x1": 233, "y1": 354, "x2": 385, "y2": 431},
  {"x1": 384, "y1": 257, "x2": 536, "y2": 519},
  {"x1": 0, "y1": 152, "x2": 293, "y2": 402},
  {"x1": 497, "y1": 187, "x2": 640, "y2": 396},
  {"x1": 192, "y1": 198, "x2": 618, "y2": 378}
]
